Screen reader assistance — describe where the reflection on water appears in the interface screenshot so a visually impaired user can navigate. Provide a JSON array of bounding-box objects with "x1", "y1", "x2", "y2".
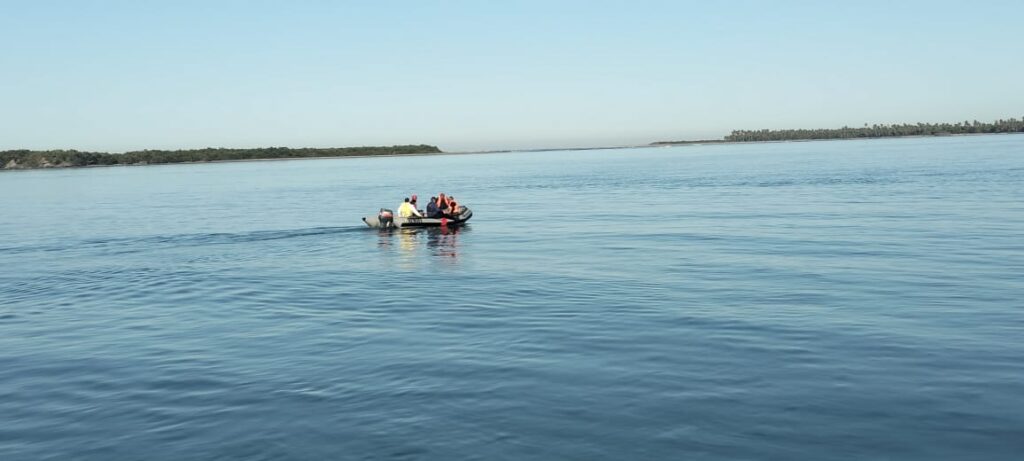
[
  {"x1": 375, "y1": 226, "x2": 465, "y2": 267},
  {"x1": 426, "y1": 226, "x2": 461, "y2": 258},
  {"x1": 398, "y1": 228, "x2": 417, "y2": 253}
]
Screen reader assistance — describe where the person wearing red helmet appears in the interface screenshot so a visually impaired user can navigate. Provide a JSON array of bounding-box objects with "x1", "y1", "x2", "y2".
[{"x1": 410, "y1": 194, "x2": 421, "y2": 214}]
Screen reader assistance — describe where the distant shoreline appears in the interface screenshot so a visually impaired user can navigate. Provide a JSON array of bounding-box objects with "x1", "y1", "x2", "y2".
[
  {"x1": 655, "y1": 118, "x2": 1023, "y2": 145},
  {"x1": 466, "y1": 131, "x2": 1024, "y2": 153},
  {"x1": 2, "y1": 150, "x2": 444, "y2": 171},
  {"x1": 649, "y1": 131, "x2": 1024, "y2": 147},
  {"x1": 3, "y1": 131, "x2": 1022, "y2": 173},
  {"x1": 0, "y1": 145, "x2": 441, "y2": 171}
]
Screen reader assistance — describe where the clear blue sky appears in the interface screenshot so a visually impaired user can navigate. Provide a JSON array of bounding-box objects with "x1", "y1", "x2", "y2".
[{"x1": 2, "y1": 0, "x2": 1022, "y2": 152}]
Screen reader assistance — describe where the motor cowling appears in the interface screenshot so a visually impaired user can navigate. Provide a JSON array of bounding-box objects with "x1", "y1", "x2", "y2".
[{"x1": 378, "y1": 208, "x2": 394, "y2": 228}]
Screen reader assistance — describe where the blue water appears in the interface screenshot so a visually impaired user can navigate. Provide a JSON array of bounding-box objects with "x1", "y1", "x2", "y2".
[{"x1": 2, "y1": 135, "x2": 1023, "y2": 460}]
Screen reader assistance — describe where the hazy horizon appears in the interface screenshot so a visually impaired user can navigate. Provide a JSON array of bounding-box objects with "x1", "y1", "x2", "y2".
[{"x1": 3, "y1": 1, "x2": 1022, "y2": 152}]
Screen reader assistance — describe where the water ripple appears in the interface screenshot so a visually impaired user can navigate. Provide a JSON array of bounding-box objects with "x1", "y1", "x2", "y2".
[{"x1": 2, "y1": 137, "x2": 1023, "y2": 460}]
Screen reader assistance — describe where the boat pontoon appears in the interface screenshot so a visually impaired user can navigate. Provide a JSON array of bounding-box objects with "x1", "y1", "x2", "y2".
[{"x1": 362, "y1": 207, "x2": 473, "y2": 228}]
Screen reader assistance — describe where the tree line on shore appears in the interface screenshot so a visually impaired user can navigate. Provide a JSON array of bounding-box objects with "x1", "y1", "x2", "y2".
[
  {"x1": 1, "y1": 145, "x2": 442, "y2": 170},
  {"x1": 722, "y1": 117, "x2": 1024, "y2": 142},
  {"x1": 652, "y1": 117, "x2": 1024, "y2": 145}
]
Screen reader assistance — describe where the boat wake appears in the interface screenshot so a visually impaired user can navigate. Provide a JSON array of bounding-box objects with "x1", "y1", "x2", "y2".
[{"x1": 0, "y1": 226, "x2": 369, "y2": 255}]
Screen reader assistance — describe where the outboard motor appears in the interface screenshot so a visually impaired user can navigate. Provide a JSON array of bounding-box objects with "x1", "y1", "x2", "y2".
[{"x1": 378, "y1": 208, "x2": 394, "y2": 228}]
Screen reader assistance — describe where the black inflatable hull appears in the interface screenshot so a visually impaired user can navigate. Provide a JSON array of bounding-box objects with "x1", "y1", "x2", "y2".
[{"x1": 363, "y1": 207, "x2": 472, "y2": 228}]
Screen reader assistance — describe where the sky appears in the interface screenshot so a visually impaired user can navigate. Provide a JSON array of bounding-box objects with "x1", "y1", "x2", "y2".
[{"x1": 2, "y1": 0, "x2": 1022, "y2": 152}]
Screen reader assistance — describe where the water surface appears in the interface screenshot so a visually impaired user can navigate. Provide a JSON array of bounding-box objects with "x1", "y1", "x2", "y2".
[{"x1": 2, "y1": 135, "x2": 1023, "y2": 460}]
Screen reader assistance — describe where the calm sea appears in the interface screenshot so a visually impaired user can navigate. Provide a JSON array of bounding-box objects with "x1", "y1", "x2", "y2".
[{"x1": 2, "y1": 135, "x2": 1023, "y2": 460}]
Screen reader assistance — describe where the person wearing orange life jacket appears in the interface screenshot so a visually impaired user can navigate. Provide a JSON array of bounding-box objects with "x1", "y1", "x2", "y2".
[
  {"x1": 436, "y1": 193, "x2": 449, "y2": 216},
  {"x1": 433, "y1": 193, "x2": 464, "y2": 219},
  {"x1": 446, "y1": 196, "x2": 459, "y2": 218}
]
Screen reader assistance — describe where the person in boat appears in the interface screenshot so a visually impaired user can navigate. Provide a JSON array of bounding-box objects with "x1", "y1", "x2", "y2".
[
  {"x1": 447, "y1": 197, "x2": 459, "y2": 218},
  {"x1": 397, "y1": 197, "x2": 422, "y2": 218},
  {"x1": 410, "y1": 194, "x2": 420, "y2": 212},
  {"x1": 425, "y1": 196, "x2": 441, "y2": 218},
  {"x1": 436, "y1": 193, "x2": 449, "y2": 216}
]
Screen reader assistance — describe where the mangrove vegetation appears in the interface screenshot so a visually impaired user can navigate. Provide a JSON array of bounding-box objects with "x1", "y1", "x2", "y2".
[
  {"x1": 654, "y1": 117, "x2": 1024, "y2": 145},
  {"x1": 1, "y1": 145, "x2": 442, "y2": 170}
]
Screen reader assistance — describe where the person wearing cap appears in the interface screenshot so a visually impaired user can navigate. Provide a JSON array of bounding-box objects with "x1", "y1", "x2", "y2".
[{"x1": 397, "y1": 197, "x2": 422, "y2": 218}]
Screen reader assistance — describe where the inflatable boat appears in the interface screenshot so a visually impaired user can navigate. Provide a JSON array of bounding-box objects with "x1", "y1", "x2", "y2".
[{"x1": 363, "y1": 207, "x2": 473, "y2": 228}]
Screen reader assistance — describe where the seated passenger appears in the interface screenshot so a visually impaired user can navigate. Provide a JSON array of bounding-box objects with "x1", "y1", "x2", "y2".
[
  {"x1": 397, "y1": 197, "x2": 422, "y2": 218},
  {"x1": 447, "y1": 198, "x2": 459, "y2": 217},
  {"x1": 425, "y1": 196, "x2": 441, "y2": 218},
  {"x1": 436, "y1": 193, "x2": 449, "y2": 215}
]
